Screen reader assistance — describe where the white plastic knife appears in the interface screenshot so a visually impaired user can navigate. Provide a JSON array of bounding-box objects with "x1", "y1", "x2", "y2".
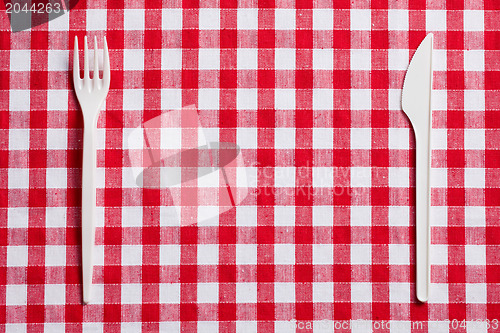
[{"x1": 401, "y1": 33, "x2": 433, "y2": 302}]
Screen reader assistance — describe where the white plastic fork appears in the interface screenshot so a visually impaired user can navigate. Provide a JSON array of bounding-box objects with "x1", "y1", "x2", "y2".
[{"x1": 73, "y1": 36, "x2": 110, "y2": 304}]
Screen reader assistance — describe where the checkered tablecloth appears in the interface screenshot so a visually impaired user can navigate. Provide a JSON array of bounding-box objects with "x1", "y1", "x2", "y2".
[{"x1": 1, "y1": 0, "x2": 499, "y2": 332}]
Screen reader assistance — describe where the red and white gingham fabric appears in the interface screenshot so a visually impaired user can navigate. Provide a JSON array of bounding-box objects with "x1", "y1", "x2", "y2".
[{"x1": 1, "y1": 0, "x2": 499, "y2": 332}]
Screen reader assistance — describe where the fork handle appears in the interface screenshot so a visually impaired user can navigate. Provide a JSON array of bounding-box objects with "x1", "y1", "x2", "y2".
[{"x1": 82, "y1": 116, "x2": 97, "y2": 304}]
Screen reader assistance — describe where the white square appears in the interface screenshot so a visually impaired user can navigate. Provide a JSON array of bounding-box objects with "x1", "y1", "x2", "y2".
[
  {"x1": 7, "y1": 246, "x2": 28, "y2": 267},
  {"x1": 431, "y1": 168, "x2": 447, "y2": 188},
  {"x1": 121, "y1": 245, "x2": 142, "y2": 266},
  {"x1": 275, "y1": 167, "x2": 295, "y2": 187},
  {"x1": 350, "y1": 49, "x2": 371, "y2": 71},
  {"x1": 124, "y1": 49, "x2": 144, "y2": 71},
  {"x1": 350, "y1": 90, "x2": 371, "y2": 110},
  {"x1": 427, "y1": 321, "x2": 450, "y2": 332},
  {"x1": 465, "y1": 129, "x2": 485, "y2": 150},
  {"x1": 388, "y1": 128, "x2": 409, "y2": 149},
  {"x1": 313, "y1": 49, "x2": 334, "y2": 70},
  {"x1": 313, "y1": 282, "x2": 333, "y2": 302},
  {"x1": 197, "y1": 283, "x2": 219, "y2": 303},
  {"x1": 86, "y1": 9, "x2": 107, "y2": 31},
  {"x1": 465, "y1": 168, "x2": 485, "y2": 188},
  {"x1": 6, "y1": 285, "x2": 27, "y2": 306},
  {"x1": 160, "y1": 283, "x2": 180, "y2": 303},
  {"x1": 433, "y1": 49, "x2": 447, "y2": 71},
  {"x1": 122, "y1": 323, "x2": 142, "y2": 333},
  {"x1": 350, "y1": 128, "x2": 371, "y2": 149},
  {"x1": 47, "y1": 90, "x2": 68, "y2": 111},
  {"x1": 350, "y1": 9, "x2": 371, "y2": 30},
  {"x1": 466, "y1": 283, "x2": 486, "y2": 303},
  {"x1": 45, "y1": 207, "x2": 66, "y2": 228},
  {"x1": 197, "y1": 207, "x2": 219, "y2": 225},
  {"x1": 276, "y1": 9, "x2": 295, "y2": 30},
  {"x1": 464, "y1": 90, "x2": 485, "y2": 111},
  {"x1": 351, "y1": 167, "x2": 371, "y2": 187},
  {"x1": 389, "y1": 167, "x2": 409, "y2": 187},
  {"x1": 160, "y1": 245, "x2": 180, "y2": 265},
  {"x1": 197, "y1": 244, "x2": 219, "y2": 264},
  {"x1": 123, "y1": 89, "x2": 144, "y2": 111},
  {"x1": 94, "y1": 245, "x2": 105, "y2": 266},
  {"x1": 312, "y1": 167, "x2": 333, "y2": 188},
  {"x1": 8, "y1": 168, "x2": 29, "y2": 189},
  {"x1": 389, "y1": 283, "x2": 410, "y2": 303},
  {"x1": 275, "y1": 89, "x2": 295, "y2": 110},
  {"x1": 432, "y1": 128, "x2": 447, "y2": 150},
  {"x1": 237, "y1": 9, "x2": 258, "y2": 29},
  {"x1": 433, "y1": 90, "x2": 447, "y2": 111},
  {"x1": 8, "y1": 207, "x2": 28, "y2": 228},
  {"x1": 9, "y1": 90, "x2": 30, "y2": 111},
  {"x1": 351, "y1": 244, "x2": 371, "y2": 264},
  {"x1": 236, "y1": 322, "x2": 257, "y2": 332},
  {"x1": 236, "y1": 244, "x2": 257, "y2": 265},
  {"x1": 161, "y1": 49, "x2": 182, "y2": 70},
  {"x1": 161, "y1": 89, "x2": 182, "y2": 110},
  {"x1": 45, "y1": 246, "x2": 66, "y2": 266},
  {"x1": 388, "y1": 49, "x2": 408, "y2": 71},
  {"x1": 275, "y1": 48, "x2": 295, "y2": 70},
  {"x1": 45, "y1": 284, "x2": 65, "y2": 305},
  {"x1": 160, "y1": 128, "x2": 181, "y2": 150},
  {"x1": 313, "y1": 89, "x2": 333, "y2": 110},
  {"x1": 313, "y1": 9, "x2": 333, "y2": 30},
  {"x1": 162, "y1": 9, "x2": 182, "y2": 30},
  {"x1": 95, "y1": 166, "x2": 105, "y2": 189},
  {"x1": 275, "y1": 283, "x2": 295, "y2": 303},
  {"x1": 429, "y1": 283, "x2": 448, "y2": 303},
  {"x1": 465, "y1": 245, "x2": 486, "y2": 266},
  {"x1": 236, "y1": 206, "x2": 257, "y2": 226},
  {"x1": 48, "y1": 11, "x2": 69, "y2": 31},
  {"x1": 388, "y1": 89, "x2": 402, "y2": 110},
  {"x1": 389, "y1": 244, "x2": 409, "y2": 264},
  {"x1": 197, "y1": 322, "x2": 218, "y2": 333},
  {"x1": 124, "y1": 9, "x2": 144, "y2": 30},
  {"x1": 237, "y1": 128, "x2": 257, "y2": 149},
  {"x1": 388, "y1": 10, "x2": 408, "y2": 30},
  {"x1": 237, "y1": 89, "x2": 257, "y2": 110},
  {"x1": 275, "y1": 206, "x2": 295, "y2": 226},
  {"x1": 351, "y1": 206, "x2": 371, "y2": 226},
  {"x1": 431, "y1": 206, "x2": 448, "y2": 227},
  {"x1": 388, "y1": 206, "x2": 409, "y2": 226},
  {"x1": 237, "y1": 49, "x2": 258, "y2": 70},
  {"x1": 313, "y1": 244, "x2": 333, "y2": 265},
  {"x1": 351, "y1": 282, "x2": 372, "y2": 302},
  {"x1": 313, "y1": 128, "x2": 333, "y2": 150},
  {"x1": 274, "y1": 244, "x2": 295, "y2": 264},
  {"x1": 121, "y1": 284, "x2": 142, "y2": 304},
  {"x1": 8, "y1": 129, "x2": 29, "y2": 150},
  {"x1": 275, "y1": 128, "x2": 295, "y2": 149},
  {"x1": 48, "y1": 50, "x2": 69, "y2": 71},
  {"x1": 121, "y1": 207, "x2": 142, "y2": 227},
  {"x1": 198, "y1": 89, "x2": 219, "y2": 109},
  {"x1": 431, "y1": 244, "x2": 448, "y2": 265},
  {"x1": 464, "y1": 50, "x2": 484, "y2": 71},
  {"x1": 313, "y1": 206, "x2": 332, "y2": 226},
  {"x1": 199, "y1": 8, "x2": 220, "y2": 30},
  {"x1": 464, "y1": 10, "x2": 483, "y2": 31},
  {"x1": 159, "y1": 323, "x2": 180, "y2": 333},
  {"x1": 199, "y1": 49, "x2": 220, "y2": 70},
  {"x1": 82, "y1": 323, "x2": 103, "y2": 333},
  {"x1": 236, "y1": 283, "x2": 257, "y2": 303},
  {"x1": 46, "y1": 169, "x2": 67, "y2": 189},
  {"x1": 426, "y1": 10, "x2": 446, "y2": 31},
  {"x1": 465, "y1": 206, "x2": 485, "y2": 227}
]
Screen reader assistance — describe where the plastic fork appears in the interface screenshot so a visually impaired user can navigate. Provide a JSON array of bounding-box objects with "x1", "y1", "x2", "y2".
[{"x1": 73, "y1": 36, "x2": 110, "y2": 304}]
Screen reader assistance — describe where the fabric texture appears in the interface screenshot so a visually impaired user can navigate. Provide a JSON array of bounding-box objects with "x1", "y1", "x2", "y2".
[{"x1": 1, "y1": 0, "x2": 499, "y2": 331}]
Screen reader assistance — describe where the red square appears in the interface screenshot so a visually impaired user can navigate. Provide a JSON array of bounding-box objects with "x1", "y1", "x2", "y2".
[
  {"x1": 219, "y1": 265, "x2": 236, "y2": 282},
  {"x1": 372, "y1": 265, "x2": 389, "y2": 282},
  {"x1": 104, "y1": 226, "x2": 122, "y2": 245},
  {"x1": 143, "y1": 265, "x2": 160, "y2": 283},
  {"x1": 486, "y1": 188, "x2": 500, "y2": 206},
  {"x1": 181, "y1": 226, "x2": 198, "y2": 244},
  {"x1": 220, "y1": 0, "x2": 237, "y2": 8},
  {"x1": 143, "y1": 189, "x2": 160, "y2": 207},
  {"x1": 258, "y1": 30, "x2": 275, "y2": 48},
  {"x1": 486, "y1": 71, "x2": 500, "y2": 90},
  {"x1": 296, "y1": 186, "x2": 313, "y2": 206},
  {"x1": 258, "y1": 0, "x2": 274, "y2": 8},
  {"x1": 145, "y1": 30, "x2": 162, "y2": 49},
  {"x1": 333, "y1": 264, "x2": 350, "y2": 282},
  {"x1": 486, "y1": 227, "x2": 500, "y2": 245},
  {"x1": 371, "y1": 31, "x2": 389, "y2": 49},
  {"x1": 105, "y1": 149, "x2": 122, "y2": 168},
  {"x1": 0, "y1": 31, "x2": 10, "y2": 50},
  {"x1": 295, "y1": 226, "x2": 312, "y2": 244},
  {"x1": 65, "y1": 304, "x2": 83, "y2": 322},
  {"x1": 296, "y1": 70, "x2": 313, "y2": 89},
  {"x1": 219, "y1": 226, "x2": 236, "y2": 244},
  {"x1": 257, "y1": 265, "x2": 274, "y2": 282},
  {"x1": 297, "y1": 30, "x2": 313, "y2": 49},
  {"x1": 28, "y1": 228, "x2": 45, "y2": 246},
  {"x1": 371, "y1": 187, "x2": 389, "y2": 206},
  {"x1": 220, "y1": 70, "x2": 237, "y2": 89},
  {"x1": 66, "y1": 266, "x2": 81, "y2": 284},
  {"x1": 29, "y1": 150, "x2": 47, "y2": 168},
  {"x1": 110, "y1": 70, "x2": 124, "y2": 90},
  {"x1": 487, "y1": 265, "x2": 500, "y2": 283},
  {"x1": 446, "y1": 0, "x2": 464, "y2": 10},
  {"x1": 371, "y1": 70, "x2": 388, "y2": 89},
  {"x1": 371, "y1": 226, "x2": 389, "y2": 244},
  {"x1": 27, "y1": 305, "x2": 44, "y2": 323},
  {"x1": 409, "y1": 31, "x2": 427, "y2": 50},
  {"x1": 0, "y1": 71, "x2": 8, "y2": 90},
  {"x1": 333, "y1": 303, "x2": 351, "y2": 320},
  {"x1": 27, "y1": 266, "x2": 45, "y2": 284},
  {"x1": 144, "y1": 70, "x2": 162, "y2": 89},
  {"x1": 31, "y1": 31, "x2": 48, "y2": 49},
  {"x1": 296, "y1": 0, "x2": 313, "y2": 8},
  {"x1": 296, "y1": 303, "x2": 314, "y2": 320},
  {"x1": 143, "y1": 226, "x2": 160, "y2": 245},
  {"x1": 104, "y1": 266, "x2": 121, "y2": 284},
  {"x1": 447, "y1": 110, "x2": 464, "y2": 128},
  {"x1": 371, "y1": 0, "x2": 388, "y2": 8},
  {"x1": 332, "y1": 149, "x2": 350, "y2": 167},
  {"x1": 333, "y1": 30, "x2": 350, "y2": 49},
  {"x1": 257, "y1": 109, "x2": 275, "y2": 128},
  {"x1": 180, "y1": 304, "x2": 198, "y2": 321},
  {"x1": 182, "y1": 30, "x2": 199, "y2": 48},
  {"x1": 372, "y1": 302, "x2": 390, "y2": 320},
  {"x1": 447, "y1": 150, "x2": 465, "y2": 168},
  {"x1": 29, "y1": 189, "x2": 46, "y2": 207},
  {"x1": 258, "y1": 70, "x2": 275, "y2": 89},
  {"x1": 142, "y1": 304, "x2": 159, "y2": 322},
  {"x1": 332, "y1": 226, "x2": 350, "y2": 244},
  {"x1": 485, "y1": 32, "x2": 500, "y2": 50},
  {"x1": 257, "y1": 149, "x2": 275, "y2": 167},
  {"x1": 485, "y1": 0, "x2": 500, "y2": 9},
  {"x1": 30, "y1": 71, "x2": 48, "y2": 90},
  {"x1": 447, "y1": 31, "x2": 464, "y2": 50},
  {"x1": 180, "y1": 265, "x2": 197, "y2": 283},
  {"x1": 486, "y1": 111, "x2": 500, "y2": 128},
  {"x1": 449, "y1": 304, "x2": 466, "y2": 321},
  {"x1": 106, "y1": 30, "x2": 124, "y2": 49},
  {"x1": 332, "y1": 70, "x2": 350, "y2": 89},
  {"x1": 408, "y1": 0, "x2": 425, "y2": 9},
  {"x1": 296, "y1": 109, "x2": 313, "y2": 128},
  {"x1": 447, "y1": 188, "x2": 465, "y2": 207},
  {"x1": 104, "y1": 188, "x2": 122, "y2": 207},
  {"x1": 257, "y1": 303, "x2": 275, "y2": 321},
  {"x1": 257, "y1": 226, "x2": 274, "y2": 244},
  {"x1": 372, "y1": 110, "x2": 389, "y2": 128},
  {"x1": 104, "y1": 304, "x2": 121, "y2": 322},
  {"x1": 219, "y1": 303, "x2": 236, "y2": 321},
  {"x1": 0, "y1": 228, "x2": 7, "y2": 246},
  {"x1": 448, "y1": 265, "x2": 466, "y2": 283},
  {"x1": 447, "y1": 71, "x2": 465, "y2": 90},
  {"x1": 221, "y1": 29, "x2": 237, "y2": 48},
  {"x1": 410, "y1": 303, "x2": 428, "y2": 321},
  {"x1": 258, "y1": 186, "x2": 275, "y2": 206},
  {"x1": 295, "y1": 149, "x2": 313, "y2": 167},
  {"x1": 182, "y1": 70, "x2": 198, "y2": 89},
  {"x1": 295, "y1": 265, "x2": 313, "y2": 282}
]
